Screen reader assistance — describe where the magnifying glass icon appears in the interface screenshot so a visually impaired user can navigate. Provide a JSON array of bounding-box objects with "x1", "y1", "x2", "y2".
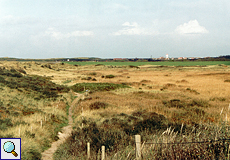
[{"x1": 3, "y1": 141, "x2": 18, "y2": 157}]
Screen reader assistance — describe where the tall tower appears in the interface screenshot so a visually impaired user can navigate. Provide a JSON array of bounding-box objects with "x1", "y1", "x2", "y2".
[{"x1": 166, "y1": 54, "x2": 169, "y2": 59}]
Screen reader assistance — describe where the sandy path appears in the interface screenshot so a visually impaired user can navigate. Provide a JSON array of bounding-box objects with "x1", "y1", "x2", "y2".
[{"x1": 41, "y1": 93, "x2": 84, "y2": 160}]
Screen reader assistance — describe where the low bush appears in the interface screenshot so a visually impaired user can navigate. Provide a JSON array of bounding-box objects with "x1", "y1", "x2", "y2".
[
  {"x1": 89, "y1": 102, "x2": 108, "y2": 110},
  {"x1": 186, "y1": 88, "x2": 200, "y2": 94},
  {"x1": 88, "y1": 72, "x2": 97, "y2": 76},
  {"x1": 162, "y1": 99, "x2": 186, "y2": 109},
  {"x1": 0, "y1": 68, "x2": 70, "y2": 99},
  {"x1": 0, "y1": 118, "x2": 13, "y2": 130},
  {"x1": 22, "y1": 107, "x2": 42, "y2": 116},
  {"x1": 71, "y1": 83, "x2": 130, "y2": 92},
  {"x1": 22, "y1": 148, "x2": 42, "y2": 160},
  {"x1": 105, "y1": 74, "x2": 115, "y2": 78},
  {"x1": 189, "y1": 99, "x2": 210, "y2": 108}
]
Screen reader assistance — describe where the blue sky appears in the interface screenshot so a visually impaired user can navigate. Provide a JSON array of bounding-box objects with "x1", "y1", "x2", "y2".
[{"x1": 0, "y1": 0, "x2": 229, "y2": 58}]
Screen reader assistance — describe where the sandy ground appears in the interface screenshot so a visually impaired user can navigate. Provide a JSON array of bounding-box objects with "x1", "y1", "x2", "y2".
[{"x1": 41, "y1": 93, "x2": 84, "y2": 160}]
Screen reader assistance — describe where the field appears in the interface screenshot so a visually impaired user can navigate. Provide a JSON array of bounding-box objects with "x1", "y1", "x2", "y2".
[
  {"x1": 0, "y1": 61, "x2": 230, "y2": 159},
  {"x1": 66, "y1": 60, "x2": 230, "y2": 66}
]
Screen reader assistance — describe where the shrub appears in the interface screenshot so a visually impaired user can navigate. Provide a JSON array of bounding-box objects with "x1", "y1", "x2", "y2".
[
  {"x1": 163, "y1": 99, "x2": 185, "y2": 109},
  {"x1": 71, "y1": 83, "x2": 130, "y2": 92},
  {"x1": 18, "y1": 68, "x2": 27, "y2": 74},
  {"x1": 25, "y1": 130, "x2": 35, "y2": 138},
  {"x1": 189, "y1": 99, "x2": 210, "y2": 108},
  {"x1": 105, "y1": 75, "x2": 115, "y2": 78},
  {"x1": 89, "y1": 72, "x2": 97, "y2": 76},
  {"x1": 22, "y1": 107, "x2": 42, "y2": 116},
  {"x1": 186, "y1": 88, "x2": 200, "y2": 94},
  {"x1": 0, "y1": 118, "x2": 13, "y2": 130},
  {"x1": 89, "y1": 102, "x2": 108, "y2": 110},
  {"x1": 0, "y1": 69, "x2": 70, "y2": 99},
  {"x1": 0, "y1": 76, "x2": 5, "y2": 83},
  {"x1": 81, "y1": 77, "x2": 92, "y2": 80},
  {"x1": 22, "y1": 148, "x2": 42, "y2": 160}
]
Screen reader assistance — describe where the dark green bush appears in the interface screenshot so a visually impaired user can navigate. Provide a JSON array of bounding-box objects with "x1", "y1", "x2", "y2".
[
  {"x1": 89, "y1": 102, "x2": 108, "y2": 110},
  {"x1": 71, "y1": 83, "x2": 129, "y2": 92},
  {"x1": 22, "y1": 107, "x2": 42, "y2": 116},
  {"x1": 105, "y1": 74, "x2": 115, "y2": 78},
  {"x1": 0, "y1": 118, "x2": 13, "y2": 130},
  {"x1": 0, "y1": 69, "x2": 70, "y2": 99},
  {"x1": 22, "y1": 148, "x2": 42, "y2": 160},
  {"x1": 89, "y1": 72, "x2": 97, "y2": 76},
  {"x1": 162, "y1": 99, "x2": 185, "y2": 108},
  {"x1": 18, "y1": 68, "x2": 27, "y2": 74},
  {"x1": 14, "y1": 121, "x2": 29, "y2": 126},
  {"x1": 25, "y1": 130, "x2": 35, "y2": 138},
  {"x1": 189, "y1": 99, "x2": 210, "y2": 108},
  {"x1": 10, "y1": 111, "x2": 20, "y2": 117}
]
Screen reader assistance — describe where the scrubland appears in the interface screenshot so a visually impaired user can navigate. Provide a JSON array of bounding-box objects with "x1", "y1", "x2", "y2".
[{"x1": 0, "y1": 61, "x2": 230, "y2": 159}]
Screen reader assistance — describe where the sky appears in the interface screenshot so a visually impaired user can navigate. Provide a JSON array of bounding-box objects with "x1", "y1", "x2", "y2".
[{"x1": 0, "y1": 0, "x2": 229, "y2": 59}]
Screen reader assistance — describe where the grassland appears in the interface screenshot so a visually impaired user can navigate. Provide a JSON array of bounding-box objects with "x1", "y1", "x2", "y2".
[
  {"x1": 0, "y1": 61, "x2": 230, "y2": 159},
  {"x1": 66, "y1": 60, "x2": 230, "y2": 66}
]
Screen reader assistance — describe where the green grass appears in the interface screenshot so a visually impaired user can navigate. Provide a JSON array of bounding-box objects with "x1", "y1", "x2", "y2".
[{"x1": 66, "y1": 61, "x2": 230, "y2": 66}]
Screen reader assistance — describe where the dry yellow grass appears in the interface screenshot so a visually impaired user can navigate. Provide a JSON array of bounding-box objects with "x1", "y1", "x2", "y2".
[
  {"x1": 1, "y1": 61, "x2": 230, "y2": 131},
  {"x1": 2, "y1": 61, "x2": 229, "y2": 159}
]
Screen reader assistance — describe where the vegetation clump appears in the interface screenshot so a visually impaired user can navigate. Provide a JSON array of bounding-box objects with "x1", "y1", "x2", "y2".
[
  {"x1": 55, "y1": 108, "x2": 230, "y2": 159},
  {"x1": 71, "y1": 83, "x2": 129, "y2": 92},
  {"x1": 105, "y1": 74, "x2": 115, "y2": 78},
  {"x1": 0, "y1": 68, "x2": 70, "y2": 99},
  {"x1": 163, "y1": 98, "x2": 210, "y2": 109},
  {"x1": 0, "y1": 118, "x2": 13, "y2": 130},
  {"x1": 89, "y1": 102, "x2": 108, "y2": 110}
]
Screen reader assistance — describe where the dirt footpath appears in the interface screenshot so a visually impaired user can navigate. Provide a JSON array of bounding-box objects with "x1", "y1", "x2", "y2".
[{"x1": 41, "y1": 93, "x2": 84, "y2": 160}]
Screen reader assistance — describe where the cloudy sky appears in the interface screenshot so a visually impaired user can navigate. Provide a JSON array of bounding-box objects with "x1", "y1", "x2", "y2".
[{"x1": 0, "y1": 0, "x2": 229, "y2": 58}]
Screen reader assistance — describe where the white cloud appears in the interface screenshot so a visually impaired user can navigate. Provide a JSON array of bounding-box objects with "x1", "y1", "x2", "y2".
[
  {"x1": 112, "y1": 22, "x2": 156, "y2": 36},
  {"x1": 44, "y1": 28, "x2": 94, "y2": 39},
  {"x1": 175, "y1": 20, "x2": 209, "y2": 34},
  {"x1": 122, "y1": 22, "x2": 138, "y2": 27}
]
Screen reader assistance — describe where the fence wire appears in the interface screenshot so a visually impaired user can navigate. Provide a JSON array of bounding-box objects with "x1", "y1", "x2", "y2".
[{"x1": 140, "y1": 138, "x2": 230, "y2": 145}]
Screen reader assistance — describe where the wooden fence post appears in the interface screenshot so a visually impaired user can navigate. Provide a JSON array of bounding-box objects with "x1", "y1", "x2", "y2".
[
  {"x1": 135, "y1": 135, "x2": 141, "y2": 160},
  {"x1": 87, "y1": 142, "x2": 90, "y2": 159},
  {"x1": 101, "y1": 146, "x2": 105, "y2": 160}
]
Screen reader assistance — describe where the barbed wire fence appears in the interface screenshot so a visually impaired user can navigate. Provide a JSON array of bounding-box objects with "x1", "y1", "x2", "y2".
[{"x1": 87, "y1": 135, "x2": 230, "y2": 160}]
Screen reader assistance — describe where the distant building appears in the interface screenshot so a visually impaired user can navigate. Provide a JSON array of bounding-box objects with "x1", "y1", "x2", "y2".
[
  {"x1": 166, "y1": 54, "x2": 169, "y2": 59},
  {"x1": 113, "y1": 58, "x2": 127, "y2": 61},
  {"x1": 178, "y1": 57, "x2": 187, "y2": 60}
]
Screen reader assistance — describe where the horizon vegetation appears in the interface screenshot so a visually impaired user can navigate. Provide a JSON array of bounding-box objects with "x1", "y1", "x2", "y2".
[{"x1": 66, "y1": 61, "x2": 230, "y2": 66}]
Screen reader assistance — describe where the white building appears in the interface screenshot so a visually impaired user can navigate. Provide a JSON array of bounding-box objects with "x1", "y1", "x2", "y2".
[{"x1": 166, "y1": 54, "x2": 169, "y2": 59}]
